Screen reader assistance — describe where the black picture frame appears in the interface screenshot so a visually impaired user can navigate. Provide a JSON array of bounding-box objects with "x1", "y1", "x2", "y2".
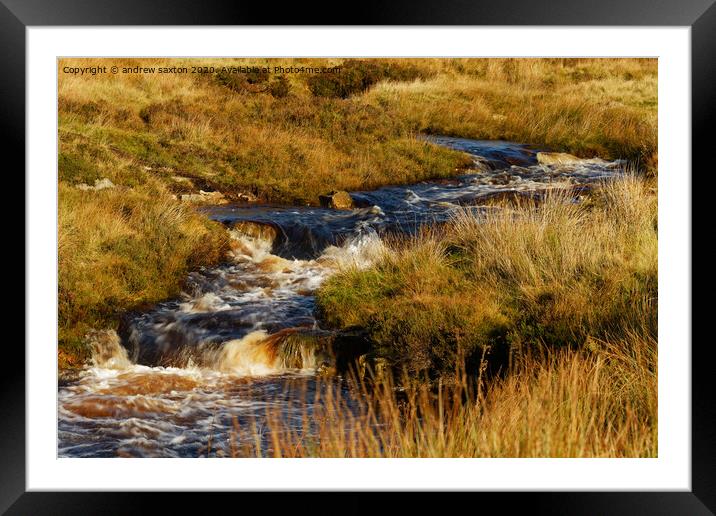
[{"x1": 4, "y1": 1, "x2": 710, "y2": 513}]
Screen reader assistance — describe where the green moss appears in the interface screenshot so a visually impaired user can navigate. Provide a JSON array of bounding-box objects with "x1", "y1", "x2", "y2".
[{"x1": 58, "y1": 152, "x2": 100, "y2": 185}]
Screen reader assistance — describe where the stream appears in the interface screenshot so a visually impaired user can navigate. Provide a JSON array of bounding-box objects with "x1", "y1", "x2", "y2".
[{"x1": 57, "y1": 137, "x2": 624, "y2": 457}]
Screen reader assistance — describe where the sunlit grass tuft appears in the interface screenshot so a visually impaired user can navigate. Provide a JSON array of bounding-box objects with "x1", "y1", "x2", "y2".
[
  {"x1": 58, "y1": 181, "x2": 228, "y2": 360},
  {"x1": 230, "y1": 332, "x2": 656, "y2": 458},
  {"x1": 318, "y1": 176, "x2": 657, "y2": 378}
]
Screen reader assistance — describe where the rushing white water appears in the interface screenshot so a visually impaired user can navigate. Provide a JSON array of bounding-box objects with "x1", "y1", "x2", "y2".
[
  {"x1": 58, "y1": 138, "x2": 624, "y2": 457},
  {"x1": 58, "y1": 230, "x2": 384, "y2": 457}
]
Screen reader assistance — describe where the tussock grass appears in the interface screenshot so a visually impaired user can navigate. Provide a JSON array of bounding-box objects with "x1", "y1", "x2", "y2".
[
  {"x1": 58, "y1": 182, "x2": 228, "y2": 364},
  {"x1": 318, "y1": 176, "x2": 657, "y2": 378}
]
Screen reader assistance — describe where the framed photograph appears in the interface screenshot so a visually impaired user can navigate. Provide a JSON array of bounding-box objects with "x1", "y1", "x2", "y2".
[{"x1": 7, "y1": 0, "x2": 710, "y2": 512}]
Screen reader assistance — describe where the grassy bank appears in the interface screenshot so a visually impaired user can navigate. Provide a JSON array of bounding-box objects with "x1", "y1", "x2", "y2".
[
  {"x1": 363, "y1": 58, "x2": 657, "y2": 171},
  {"x1": 59, "y1": 58, "x2": 656, "y2": 205},
  {"x1": 58, "y1": 182, "x2": 227, "y2": 367},
  {"x1": 58, "y1": 58, "x2": 474, "y2": 206},
  {"x1": 317, "y1": 176, "x2": 657, "y2": 378}
]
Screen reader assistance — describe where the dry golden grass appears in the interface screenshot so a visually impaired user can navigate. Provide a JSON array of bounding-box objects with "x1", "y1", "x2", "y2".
[
  {"x1": 58, "y1": 181, "x2": 228, "y2": 360},
  {"x1": 318, "y1": 176, "x2": 657, "y2": 377},
  {"x1": 58, "y1": 57, "x2": 472, "y2": 205},
  {"x1": 230, "y1": 333, "x2": 656, "y2": 457},
  {"x1": 364, "y1": 58, "x2": 657, "y2": 170},
  {"x1": 58, "y1": 58, "x2": 656, "y2": 205}
]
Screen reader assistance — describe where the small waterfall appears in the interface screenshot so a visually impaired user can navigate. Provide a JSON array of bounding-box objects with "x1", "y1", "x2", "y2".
[
  {"x1": 214, "y1": 330, "x2": 280, "y2": 375},
  {"x1": 87, "y1": 329, "x2": 132, "y2": 369},
  {"x1": 210, "y1": 329, "x2": 327, "y2": 374},
  {"x1": 109, "y1": 227, "x2": 385, "y2": 376},
  {"x1": 228, "y1": 225, "x2": 276, "y2": 262}
]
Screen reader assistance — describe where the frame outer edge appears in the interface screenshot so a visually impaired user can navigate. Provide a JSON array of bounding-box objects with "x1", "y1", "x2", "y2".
[
  {"x1": 6, "y1": 0, "x2": 710, "y2": 511},
  {"x1": 692, "y1": 1, "x2": 716, "y2": 513},
  {"x1": 1, "y1": 0, "x2": 716, "y2": 25},
  {"x1": 0, "y1": 1, "x2": 27, "y2": 514}
]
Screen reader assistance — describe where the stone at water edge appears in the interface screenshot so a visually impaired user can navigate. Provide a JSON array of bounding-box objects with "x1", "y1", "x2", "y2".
[
  {"x1": 230, "y1": 220, "x2": 280, "y2": 245},
  {"x1": 180, "y1": 190, "x2": 228, "y2": 204},
  {"x1": 537, "y1": 151, "x2": 612, "y2": 167},
  {"x1": 472, "y1": 156, "x2": 493, "y2": 172},
  {"x1": 319, "y1": 190, "x2": 354, "y2": 210},
  {"x1": 357, "y1": 354, "x2": 391, "y2": 382},
  {"x1": 170, "y1": 176, "x2": 195, "y2": 187},
  {"x1": 235, "y1": 191, "x2": 258, "y2": 203},
  {"x1": 536, "y1": 152, "x2": 584, "y2": 166}
]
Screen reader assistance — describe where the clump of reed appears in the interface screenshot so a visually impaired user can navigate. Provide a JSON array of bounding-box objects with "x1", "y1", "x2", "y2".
[{"x1": 228, "y1": 332, "x2": 656, "y2": 458}]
